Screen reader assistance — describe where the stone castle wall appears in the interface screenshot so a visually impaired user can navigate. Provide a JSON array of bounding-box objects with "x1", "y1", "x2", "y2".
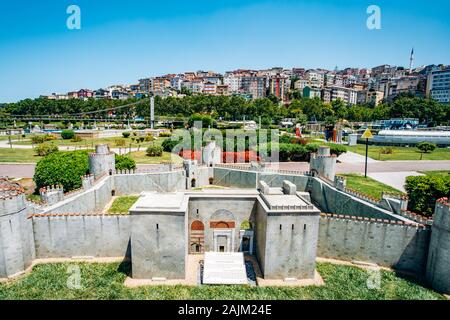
[
  {"x1": 318, "y1": 214, "x2": 430, "y2": 274},
  {"x1": 32, "y1": 214, "x2": 130, "y2": 259}
]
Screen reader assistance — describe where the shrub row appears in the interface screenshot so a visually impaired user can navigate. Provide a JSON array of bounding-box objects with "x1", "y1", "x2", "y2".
[
  {"x1": 405, "y1": 175, "x2": 450, "y2": 216},
  {"x1": 34, "y1": 151, "x2": 137, "y2": 192}
]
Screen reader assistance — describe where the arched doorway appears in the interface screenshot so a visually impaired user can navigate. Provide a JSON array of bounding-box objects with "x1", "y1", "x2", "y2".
[
  {"x1": 190, "y1": 220, "x2": 204, "y2": 254},
  {"x1": 210, "y1": 209, "x2": 236, "y2": 253},
  {"x1": 191, "y1": 178, "x2": 196, "y2": 188}
]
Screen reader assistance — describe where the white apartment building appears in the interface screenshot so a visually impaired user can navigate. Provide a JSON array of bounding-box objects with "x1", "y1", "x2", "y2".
[
  {"x1": 294, "y1": 79, "x2": 309, "y2": 91},
  {"x1": 170, "y1": 76, "x2": 183, "y2": 91},
  {"x1": 427, "y1": 68, "x2": 450, "y2": 104},
  {"x1": 329, "y1": 87, "x2": 361, "y2": 105},
  {"x1": 305, "y1": 70, "x2": 325, "y2": 88},
  {"x1": 223, "y1": 75, "x2": 241, "y2": 93}
]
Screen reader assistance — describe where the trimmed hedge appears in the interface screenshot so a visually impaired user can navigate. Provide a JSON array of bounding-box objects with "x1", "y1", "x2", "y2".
[
  {"x1": 34, "y1": 150, "x2": 89, "y2": 192},
  {"x1": 146, "y1": 146, "x2": 163, "y2": 157},
  {"x1": 115, "y1": 154, "x2": 136, "y2": 171},
  {"x1": 34, "y1": 143, "x2": 59, "y2": 156},
  {"x1": 405, "y1": 175, "x2": 450, "y2": 216},
  {"x1": 61, "y1": 130, "x2": 75, "y2": 140}
]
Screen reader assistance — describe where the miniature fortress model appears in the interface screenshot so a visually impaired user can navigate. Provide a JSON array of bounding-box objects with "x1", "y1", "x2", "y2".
[{"x1": 0, "y1": 144, "x2": 449, "y2": 293}]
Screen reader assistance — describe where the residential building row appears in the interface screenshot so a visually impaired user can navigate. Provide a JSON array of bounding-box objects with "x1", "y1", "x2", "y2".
[{"x1": 41, "y1": 64, "x2": 450, "y2": 105}]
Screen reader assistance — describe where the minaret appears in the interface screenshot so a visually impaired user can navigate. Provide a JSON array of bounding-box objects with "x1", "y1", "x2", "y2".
[{"x1": 409, "y1": 47, "x2": 414, "y2": 74}]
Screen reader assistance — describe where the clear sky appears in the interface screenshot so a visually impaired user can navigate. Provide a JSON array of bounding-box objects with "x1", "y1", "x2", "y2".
[{"x1": 0, "y1": 0, "x2": 449, "y2": 102}]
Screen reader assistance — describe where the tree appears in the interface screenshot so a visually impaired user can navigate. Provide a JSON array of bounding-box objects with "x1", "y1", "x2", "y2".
[
  {"x1": 61, "y1": 130, "x2": 75, "y2": 140},
  {"x1": 34, "y1": 150, "x2": 89, "y2": 192},
  {"x1": 417, "y1": 142, "x2": 436, "y2": 160},
  {"x1": 115, "y1": 154, "x2": 136, "y2": 170},
  {"x1": 146, "y1": 146, "x2": 163, "y2": 157}
]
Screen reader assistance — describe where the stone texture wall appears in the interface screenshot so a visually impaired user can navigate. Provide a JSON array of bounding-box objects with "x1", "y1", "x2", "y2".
[
  {"x1": 309, "y1": 177, "x2": 401, "y2": 220},
  {"x1": 318, "y1": 216, "x2": 430, "y2": 274},
  {"x1": 262, "y1": 212, "x2": 320, "y2": 279},
  {"x1": 426, "y1": 200, "x2": 450, "y2": 294},
  {"x1": 113, "y1": 170, "x2": 186, "y2": 194},
  {"x1": 130, "y1": 211, "x2": 186, "y2": 279},
  {"x1": 32, "y1": 215, "x2": 130, "y2": 258},
  {"x1": 213, "y1": 167, "x2": 258, "y2": 188},
  {"x1": 0, "y1": 195, "x2": 35, "y2": 278}
]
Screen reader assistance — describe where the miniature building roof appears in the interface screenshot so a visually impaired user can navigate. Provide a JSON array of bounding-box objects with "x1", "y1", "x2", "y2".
[
  {"x1": 131, "y1": 192, "x2": 186, "y2": 212},
  {"x1": 262, "y1": 194, "x2": 308, "y2": 208},
  {"x1": 0, "y1": 178, "x2": 24, "y2": 198}
]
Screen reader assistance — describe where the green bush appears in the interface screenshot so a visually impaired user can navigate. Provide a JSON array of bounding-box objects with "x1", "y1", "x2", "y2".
[
  {"x1": 115, "y1": 138, "x2": 126, "y2": 147},
  {"x1": 146, "y1": 146, "x2": 163, "y2": 157},
  {"x1": 405, "y1": 175, "x2": 450, "y2": 216},
  {"x1": 417, "y1": 142, "x2": 436, "y2": 159},
  {"x1": 34, "y1": 143, "x2": 59, "y2": 156},
  {"x1": 380, "y1": 147, "x2": 394, "y2": 154},
  {"x1": 33, "y1": 150, "x2": 89, "y2": 192},
  {"x1": 115, "y1": 154, "x2": 136, "y2": 171},
  {"x1": 61, "y1": 130, "x2": 75, "y2": 140},
  {"x1": 188, "y1": 113, "x2": 214, "y2": 128},
  {"x1": 159, "y1": 132, "x2": 172, "y2": 138},
  {"x1": 71, "y1": 135, "x2": 83, "y2": 142},
  {"x1": 31, "y1": 135, "x2": 45, "y2": 144},
  {"x1": 31, "y1": 134, "x2": 56, "y2": 144},
  {"x1": 162, "y1": 138, "x2": 181, "y2": 152},
  {"x1": 122, "y1": 132, "x2": 131, "y2": 138},
  {"x1": 327, "y1": 143, "x2": 347, "y2": 157}
]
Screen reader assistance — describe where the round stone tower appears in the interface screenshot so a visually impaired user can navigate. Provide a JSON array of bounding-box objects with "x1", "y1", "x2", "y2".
[
  {"x1": 88, "y1": 144, "x2": 115, "y2": 178},
  {"x1": 426, "y1": 197, "x2": 450, "y2": 294},
  {"x1": 0, "y1": 178, "x2": 35, "y2": 278},
  {"x1": 309, "y1": 146, "x2": 337, "y2": 181}
]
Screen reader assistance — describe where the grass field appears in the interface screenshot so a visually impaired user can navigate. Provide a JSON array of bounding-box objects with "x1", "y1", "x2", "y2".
[
  {"x1": 0, "y1": 148, "x2": 42, "y2": 163},
  {"x1": 0, "y1": 262, "x2": 443, "y2": 300},
  {"x1": 347, "y1": 145, "x2": 450, "y2": 161},
  {"x1": 108, "y1": 196, "x2": 139, "y2": 214},
  {"x1": 340, "y1": 174, "x2": 405, "y2": 200},
  {"x1": 421, "y1": 170, "x2": 450, "y2": 177},
  {"x1": 128, "y1": 151, "x2": 183, "y2": 164},
  {"x1": 10, "y1": 136, "x2": 168, "y2": 149}
]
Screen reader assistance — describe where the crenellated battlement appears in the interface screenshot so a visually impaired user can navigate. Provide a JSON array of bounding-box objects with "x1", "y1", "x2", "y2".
[
  {"x1": 342, "y1": 187, "x2": 380, "y2": 205},
  {"x1": 28, "y1": 212, "x2": 128, "y2": 219},
  {"x1": 320, "y1": 212, "x2": 428, "y2": 229},
  {"x1": 382, "y1": 192, "x2": 409, "y2": 200},
  {"x1": 399, "y1": 209, "x2": 433, "y2": 225},
  {"x1": 39, "y1": 184, "x2": 64, "y2": 205},
  {"x1": 436, "y1": 197, "x2": 450, "y2": 206}
]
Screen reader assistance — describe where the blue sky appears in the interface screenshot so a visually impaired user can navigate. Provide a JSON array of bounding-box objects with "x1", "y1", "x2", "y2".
[{"x1": 0, "y1": 0, "x2": 449, "y2": 102}]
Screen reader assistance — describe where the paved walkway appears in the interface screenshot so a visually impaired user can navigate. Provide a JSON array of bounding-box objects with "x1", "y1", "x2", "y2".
[
  {"x1": 367, "y1": 171, "x2": 424, "y2": 192},
  {"x1": 337, "y1": 151, "x2": 378, "y2": 163}
]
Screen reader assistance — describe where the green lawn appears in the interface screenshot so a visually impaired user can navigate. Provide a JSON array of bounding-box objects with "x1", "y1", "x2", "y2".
[
  {"x1": 0, "y1": 262, "x2": 443, "y2": 300},
  {"x1": 108, "y1": 196, "x2": 139, "y2": 214},
  {"x1": 0, "y1": 148, "x2": 43, "y2": 163},
  {"x1": 347, "y1": 145, "x2": 450, "y2": 161},
  {"x1": 420, "y1": 170, "x2": 450, "y2": 177},
  {"x1": 10, "y1": 136, "x2": 169, "y2": 149},
  {"x1": 341, "y1": 174, "x2": 405, "y2": 200},
  {"x1": 128, "y1": 151, "x2": 183, "y2": 164}
]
